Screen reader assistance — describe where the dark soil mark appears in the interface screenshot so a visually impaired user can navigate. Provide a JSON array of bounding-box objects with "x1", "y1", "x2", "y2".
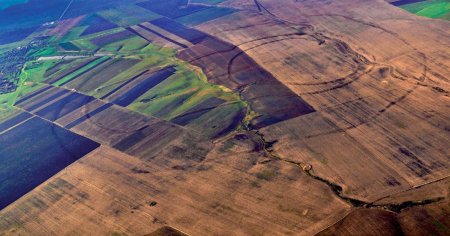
[
  {"x1": 131, "y1": 167, "x2": 150, "y2": 174},
  {"x1": 145, "y1": 226, "x2": 187, "y2": 236}
]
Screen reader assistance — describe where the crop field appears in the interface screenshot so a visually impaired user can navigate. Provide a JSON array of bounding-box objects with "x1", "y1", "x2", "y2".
[
  {"x1": 0, "y1": 116, "x2": 99, "y2": 210},
  {"x1": 175, "y1": 7, "x2": 236, "y2": 26},
  {"x1": 89, "y1": 30, "x2": 134, "y2": 47},
  {"x1": 137, "y1": 0, "x2": 211, "y2": 19},
  {"x1": 79, "y1": 15, "x2": 118, "y2": 36},
  {"x1": 389, "y1": 0, "x2": 450, "y2": 20},
  {"x1": 178, "y1": 34, "x2": 315, "y2": 128},
  {"x1": 97, "y1": 4, "x2": 161, "y2": 27},
  {"x1": 0, "y1": 26, "x2": 39, "y2": 45},
  {"x1": 108, "y1": 66, "x2": 176, "y2": 106},
  {"x1": 65, "y1": 58, "x2": 141, "y2": 92},
  {"x1": 398, "y1": 0, "x2": 450, "y2": 20},
  {"x1": 0, "y1": 0, "x2": 449, "y2": 235},
  {"x1": 0, "y1": 112, "x2": 32, "y2": 133},
  {"x1": 40, "y1": 58, "x2": 101, "y2": 84},
  {"x1": 151, "y1": 18, "x2": 209, "y2": 44},
  {"x1": 58, "y1": 42, "x2": 80, "y2": 51}
]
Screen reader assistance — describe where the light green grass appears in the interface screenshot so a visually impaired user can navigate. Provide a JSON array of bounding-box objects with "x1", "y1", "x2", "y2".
[
  {"x1": 401, "y1": 0, "x2": 450, "y2": 20},
  {"x1": 127, "y1": 63, "x2": 240, "y2": 120},
  {"x1": 21, "y1": 60, "x2": 55, "y2": 83},
  {"x1": 98, "y1": 35, "x2": 149, "y2": 54},
  {"x1": 30, "y1": 46, "x2": 59, "y2": 57}
]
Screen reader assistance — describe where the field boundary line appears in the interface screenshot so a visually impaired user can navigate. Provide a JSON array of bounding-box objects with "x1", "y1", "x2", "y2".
[{"x1": 0, "y1": 115, "x2": 34, "y2": 135}]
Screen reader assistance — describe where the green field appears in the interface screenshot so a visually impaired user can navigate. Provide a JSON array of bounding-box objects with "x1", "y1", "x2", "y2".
[
  {"x1": 400, "y1": 0, "x2": 450, "y2": 20},
  {"x1": 0, "y1": 1, "x2": 247, "y2": 137},
  {"x1": 7, "y1": 22, "x2": 245, "y2": 136}
]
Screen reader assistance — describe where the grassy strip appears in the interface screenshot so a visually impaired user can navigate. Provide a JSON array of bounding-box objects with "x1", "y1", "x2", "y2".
[{"x1": 53, "y1": 56, "x2": 110, "y2": 86}]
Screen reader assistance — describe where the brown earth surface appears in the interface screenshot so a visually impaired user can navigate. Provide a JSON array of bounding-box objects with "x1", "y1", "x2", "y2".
[{"x1": 1, "y1": 0, "x2": 449, "y2": 235}]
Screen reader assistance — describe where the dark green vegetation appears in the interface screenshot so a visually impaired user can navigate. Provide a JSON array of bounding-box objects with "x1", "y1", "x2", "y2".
[{"x1": 0, "y1": 116, "x2": 99, "y2": 210}]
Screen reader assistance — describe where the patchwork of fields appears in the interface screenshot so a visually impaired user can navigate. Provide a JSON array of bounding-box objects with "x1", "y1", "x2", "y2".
[{"x1": 0, "y1": 0, "x2": 449, "y2": 235}]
